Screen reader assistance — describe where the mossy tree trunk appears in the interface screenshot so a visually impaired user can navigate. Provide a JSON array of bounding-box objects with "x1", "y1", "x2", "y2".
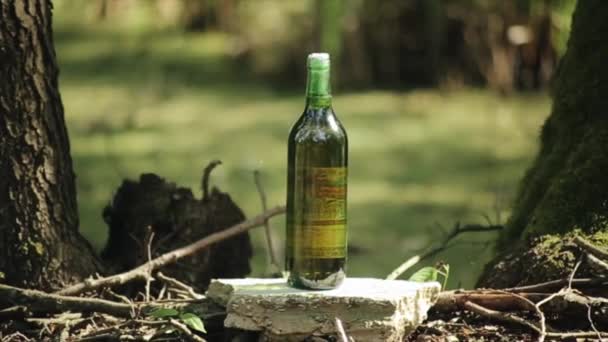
[
  {"x1": 480, "y1": 0, "x2": 608, "y2": 287},
  {"x1": 0, "y1": 0, "x2": 104, "y2": 291},
  {"x1": 501, "y1": 0, "x2": 608, "y2": 244}
]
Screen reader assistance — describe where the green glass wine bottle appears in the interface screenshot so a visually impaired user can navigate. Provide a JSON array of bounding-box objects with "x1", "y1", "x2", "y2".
[{"x1": 285, "y1": 53, "x2": 348, "y2": 290}]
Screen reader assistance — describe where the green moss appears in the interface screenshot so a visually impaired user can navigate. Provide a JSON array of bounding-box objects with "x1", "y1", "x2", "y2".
[{"x1": 480, "y1": 230, "x2": 608, "y2": 287}]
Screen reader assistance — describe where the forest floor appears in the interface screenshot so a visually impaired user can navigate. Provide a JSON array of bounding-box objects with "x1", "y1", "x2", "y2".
[{"x1": 54, "y1": 10, "x2": 550, "y2": 288}]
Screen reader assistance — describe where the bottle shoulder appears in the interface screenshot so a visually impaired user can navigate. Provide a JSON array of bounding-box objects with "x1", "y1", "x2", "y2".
[{"x1": 289, "y1": 108, "x2": 347, "y2": 144}]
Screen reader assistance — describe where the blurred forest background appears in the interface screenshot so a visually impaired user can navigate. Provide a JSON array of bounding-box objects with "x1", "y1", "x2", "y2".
[{"x1": 53, "y1": 0, "x2": 575, "y2": 288}]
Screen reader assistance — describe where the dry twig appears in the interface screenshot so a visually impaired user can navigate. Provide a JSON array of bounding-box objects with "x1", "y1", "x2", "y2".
[
  {"x1": 56, "y1": 206, "x2": 285, "y2": 296},
  {"x1": 504, "y1": 277, "x2": 608, "y2": 293},
  {"x1": 0, "y1": 284, "x2": 138, "y2": 317},
  {"x1": 167, "y1": 318, "x2": 207, "y2": 342},
  {"x1": 588, "y1": 253, "x2": 608, "y2": 274},
  {"x1": 463, "y1": 300, "x2": 541, "y2": 334},
  {"x1": 144, "y1": 228, "x2": 155, "y2": 302},
  {"x1": 254, "y1": 170, "x2": 281, "y2": 276},
  {"x1": 387, "y1": 222, "x2": 502, "y2": 280},
  {"x1": 156, "y1": 272, "x2": 204, "y2": 299},
  {"x1": 574, "y1": 236, "x2": 608, "y2": 260},
  {"x1": 334, "y1": 317, "x2": 350, "y2": 342},
  {"x1": 201, "y1": 160, "x2": 222, "y2": 201}
]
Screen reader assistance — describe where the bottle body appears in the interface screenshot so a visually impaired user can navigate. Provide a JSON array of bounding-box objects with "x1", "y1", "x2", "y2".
[{"x1": 285, "y1": 53, "x2": 348, "y2": 290}]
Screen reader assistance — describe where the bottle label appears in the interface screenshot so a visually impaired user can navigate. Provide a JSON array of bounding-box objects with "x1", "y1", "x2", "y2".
[{"x1": 294, "y1": 167, "x2": 347, "y2": 259}]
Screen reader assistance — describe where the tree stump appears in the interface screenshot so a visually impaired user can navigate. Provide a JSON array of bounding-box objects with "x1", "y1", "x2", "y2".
[{"x1": 101, "y1": 163, "x2": 252, "y2": 292}]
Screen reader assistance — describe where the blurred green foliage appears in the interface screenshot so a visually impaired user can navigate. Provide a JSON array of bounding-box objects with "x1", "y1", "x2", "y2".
[{"x1": 52, "y1": 0, "x2": 564, "y2": 288}]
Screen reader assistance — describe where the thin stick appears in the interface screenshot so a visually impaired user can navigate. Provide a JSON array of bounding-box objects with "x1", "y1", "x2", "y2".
[
  {"x1": 586, "y1": 303, "x2": 604, "y2": 341},
  {"x1": 504, "y1": 278, "x2": 607, "y2": 293},
  {"x1": 574, "y1": 236, "x2": 608, "y2": 260},
  {"x1": 0, "y1": 284, "x2": 137, "y2": 317},
  {"x1": 463, "y1": 301, "x2": 541, "y2": 334},
  {"x1": 386, "y1": 255, "x2": 420, "y2": 280},
  {"x1": 463, "y1": 300, "x2": 608, "y2": 339},
  {"x1": 167, "y1": 318, "x2": 206, "y2": 342},
  {"x1": 57, "y1": 206, "x2": 285, "y2": 296},
  {"x1": 588, "y1": 253, "x2": 608, "y2": 274},
  {"x1": 334, "y1": 317, "x2": 349, "y2": 342},
  {"x1": 156, "y1": 272, "x2": 204, "y2": 299},
  {"x1": 145, "y1": 229, "x2": 155, "y2": 302},
  {"x1": 535, "y1": 260, "x2": 582, "y2": 309},
  {"x1": 534, "y1": 260, "x2": 581, "y2": 342},
  {"x1": 387, "y1": 222, "x2": 502, "y2": 280},
  {"x1": 508, "y1": 291, "x2": 546, "y2": 340},
  {"x1": 254, "y1": 170, "x2": 280, "y2": 276},
  {"x1": 201, "y1": 160, "x2": 222, "y2": 201}
]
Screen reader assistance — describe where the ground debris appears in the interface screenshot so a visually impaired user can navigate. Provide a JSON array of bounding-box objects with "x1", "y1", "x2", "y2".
[{"x1": 407, "y1": 310, "x2": 537, "y2": 342}]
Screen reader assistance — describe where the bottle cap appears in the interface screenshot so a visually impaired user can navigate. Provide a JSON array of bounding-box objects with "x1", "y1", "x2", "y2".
[{"x1": 307, "y1": 53, "x2": 330, "y2": 69}]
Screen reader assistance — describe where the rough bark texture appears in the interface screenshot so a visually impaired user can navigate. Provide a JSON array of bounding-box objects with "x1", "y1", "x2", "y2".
[
  {"x1": 0, "y1": 0, "x2": 103, "y2": 290},
  {"x1": 480, "y1": 0, "x2": 608, "y2": 287},
  {"x1": 501, "y1": 0, "x2": 608, "y2": 243}
]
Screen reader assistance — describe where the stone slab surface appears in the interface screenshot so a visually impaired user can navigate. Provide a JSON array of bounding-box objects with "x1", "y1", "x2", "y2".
[{"x1": 206, "y1": 277, "x2": 440, "y2": 341}]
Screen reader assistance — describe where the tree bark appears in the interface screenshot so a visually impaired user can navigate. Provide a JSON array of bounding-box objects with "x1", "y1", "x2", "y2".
[
  {"x1": 0, "y1": 0, "x2": 103, "y2": 290},
  {"x1": 499, "y1": 0, "x2": 608, "y2": 244},
  {"x1": 479, "y1": 0, "x2": 608, "y2": 287}
]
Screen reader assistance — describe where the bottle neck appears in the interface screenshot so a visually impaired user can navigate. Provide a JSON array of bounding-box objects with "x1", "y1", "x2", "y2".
[{"x1": 305, "y1": 66, "x2": 332, "y2": 109}]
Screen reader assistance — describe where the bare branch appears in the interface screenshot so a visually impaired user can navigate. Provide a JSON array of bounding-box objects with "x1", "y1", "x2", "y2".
[
  {"x1": 57, "y1": 206, "x2": 286, "y2": 296},
  {"x1": 504, "y1": 278, "x2": 608, "y2": 293},
  {"x1": 167, "y1": 318, "x2": 206, "y2": 342},
  {"x1": 387, "y1": 222, "x2": 502, "y2": 280},
  {"x1": 574, "y1": 236, "x2": 608, "y2": 261},
  {"x1": 386, "y1": 255, "x2": 420, "y2": 280},
  {"x1": 201, "y1": 160, "x2": 222, "y2": 201},
  {"x1": 334, "y1": 317, "x2": 349, "y2": 342},
  {"x1": 588, "y1": 253, "x2": 608, "y2": 275},
  {"x1": 0, "y1": 284, "x2": 137, "y2": 317},
  {"x1": 156, "y1": 272, "x2": 204, "y2": 299},
  {"x1": 254, "y1": 170, "x2": 280, "y2": 276},
  {"x1": 463, "y1": 300, "x2": 541, "y2": 334},
  {"x1": 144, "y1": 228, "x2": 155, "y2": 302}
]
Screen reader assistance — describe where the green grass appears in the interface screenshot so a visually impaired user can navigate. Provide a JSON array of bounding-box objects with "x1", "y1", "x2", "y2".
[{"x1": 54, "y1": 17, "x2": 551, "y2": 289}]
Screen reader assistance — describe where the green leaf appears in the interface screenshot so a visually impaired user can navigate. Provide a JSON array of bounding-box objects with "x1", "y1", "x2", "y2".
[
  {"x1": 409, "y1": 266, "x2": 438, "y2": 282},
  {"x1": 147, "y1": 308, "x2": 179, "y2": 318},
  {"x1": 180, "y1": 313, "x2": 206, "y2": 333}
]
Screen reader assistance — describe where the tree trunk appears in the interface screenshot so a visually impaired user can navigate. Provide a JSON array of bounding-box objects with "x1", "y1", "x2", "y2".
[
  {"x1": 479, "y1": 0, "x2": 608, "y2": 287},
  {"x1": 0, "y1": 0, "x2": 103, "y2": 291},
  {"x1": 500, "y1": 0, "x2": 608, "y2": 244}
]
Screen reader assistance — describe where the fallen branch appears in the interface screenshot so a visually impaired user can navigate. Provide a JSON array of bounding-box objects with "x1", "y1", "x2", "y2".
[
  {"x1": 0, "y1": 283, "x2": 224, "y2": 319},
  {"x1": 387, "y1": 222, "x2": 502, "y2": 280},
  {"x1": 156, "y1": 272, "x2": 204, "y2": 299},
  {"x1": 335, "y1": 317, "x2": 350, "y2": 342},
  {"x1": 0, "y1": 284, "x2": 139, "y2": 317},
  {"x1": 56, "y1": 206, "x2": 285, "y2": 296},
  {"x1": 462, "y1": 300, "x2": 608, "y2": 339},
  {"x1": 587, "y1": 253, "x2": 608, "y2": 275},
  {"x1": 167, "y1": 318, "x2": 206, "y2": 342},
  {"x1": 463, "y1": 300, "x2": 541, "y2": 334},
  {"x1": 201, "y1": 160, "x2": 222, "y2": 201},
  {"x1": 254, "y1": 170, "x2": 281, "y2": 276},
  {"x1": 434, "y1": 289, "x2": 608, "y2": 322},
  {"x1": 574, "y1": 236, "x2": 608, "y2": 261},
  {"x1": 503, "y1": 277, "x2": 608, "y2": 293},
  {"x1": 434, "y1": 290, "x2": 541, "y2": 312}
]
